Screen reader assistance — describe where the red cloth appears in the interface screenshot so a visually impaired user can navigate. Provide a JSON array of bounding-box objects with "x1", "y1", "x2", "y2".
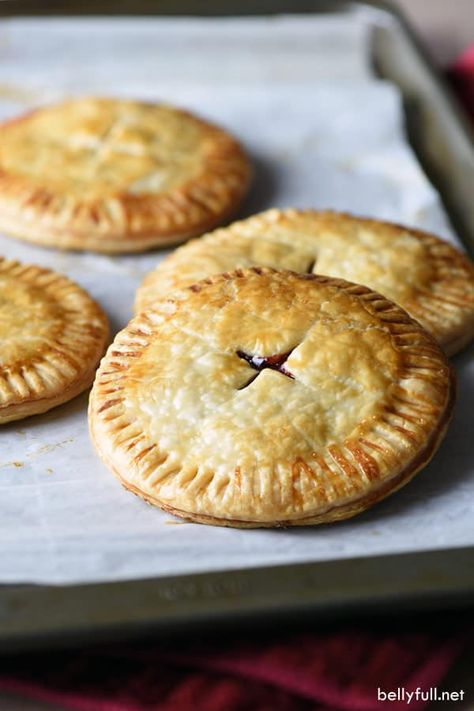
[
  {"x1": 1, "y1": 45, "x2": 473, "y2": 711},
  {"x1": 448, "y1": 45, "x2": 474, "y2": 121},
  {"x1": 0, "y1": 629, "x2": 468, "y2": 711}
]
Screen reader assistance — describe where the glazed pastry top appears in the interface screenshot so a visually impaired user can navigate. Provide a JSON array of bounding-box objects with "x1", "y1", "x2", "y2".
[
  {"x1": 0, "y1": 98, "x2": 235, "y2": 199},
  {"x1": 0, "y1": 258, "x2": 108, "y2": 410},
  {"x1": 136, "y1": 210, "x2": 474, "y2": 355},
  {"x1": 91, "y1": 268, "x2": 453, "y2": 523}
]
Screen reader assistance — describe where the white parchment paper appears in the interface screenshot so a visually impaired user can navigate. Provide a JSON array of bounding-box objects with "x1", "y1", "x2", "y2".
[{"x1": 0, "y1": 16, "x2": 472, "y2": 584}]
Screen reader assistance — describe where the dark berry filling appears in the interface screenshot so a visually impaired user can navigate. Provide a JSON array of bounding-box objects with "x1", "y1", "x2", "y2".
[{"x1": 237, "y1": 349, "x2": 295, "y2": 389}]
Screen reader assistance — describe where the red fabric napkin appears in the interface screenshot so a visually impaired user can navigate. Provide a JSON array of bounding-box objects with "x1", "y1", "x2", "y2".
[
  {"x1": 0, "y1": 628, "x2": 468, "y2": 711},
  {"x1": 447, "y1": 45, "x2": 474, "y2": 122},
  {"x1": 1, "y1": 45, "x2": 473, "y2": 711}
]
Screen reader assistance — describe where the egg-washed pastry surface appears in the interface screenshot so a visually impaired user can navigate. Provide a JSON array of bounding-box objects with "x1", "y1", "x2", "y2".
[
  {"x1": 0, "y1": 257, "x2": 108, "y2": 423},
  {"x1": 91, "y1": 268, "x2": 454, "y2": 528},
  {"x1": 0, "y1": 98, "x2": 250, "y2": 253},
  {"x1": 136, "y1": 210, "x2": 474, "y2": 356}
]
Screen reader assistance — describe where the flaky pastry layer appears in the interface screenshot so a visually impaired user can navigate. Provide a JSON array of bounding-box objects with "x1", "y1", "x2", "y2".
[
  {"x1": 91, "y1": 268, "x2": 454, "y2": 527},
  {"x1": 0, "y1": 257, "x2": 109, "y2": 423},
  {"x1": 0, "y1": 98, "x2": 251, "y2": 253},
  {"x1": 136, "y1": 210, "x2": 474, "y2": 355}
]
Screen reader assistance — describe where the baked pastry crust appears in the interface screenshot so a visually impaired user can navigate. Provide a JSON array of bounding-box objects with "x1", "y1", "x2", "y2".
[
  {"x1": 0, "y1": 257, "x2": 108, "y2": 423},
  {"x1": 136, "y1": 210, "x2": 474, "y2": 356},
  {"x1": 91, "y1": 268, "x2": 454, "y2": 527},
  {"x1": 0, "y1": 98, "x2": 250, "y2": 253}
]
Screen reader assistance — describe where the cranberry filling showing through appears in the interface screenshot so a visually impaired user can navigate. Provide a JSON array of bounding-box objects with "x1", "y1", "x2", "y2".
[{"x1": 236, "y1": 349, "x2": 295, "y2": 389}]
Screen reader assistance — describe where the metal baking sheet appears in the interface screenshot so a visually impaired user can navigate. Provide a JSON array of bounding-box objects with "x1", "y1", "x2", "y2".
[{"x1": 0, "y1": 1, "x2": 473, "y2": 648}]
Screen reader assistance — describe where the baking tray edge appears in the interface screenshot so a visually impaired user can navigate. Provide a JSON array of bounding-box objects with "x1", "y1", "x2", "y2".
[{"x1": 0, "y1": 0, "x2": 472, "y2": 647}]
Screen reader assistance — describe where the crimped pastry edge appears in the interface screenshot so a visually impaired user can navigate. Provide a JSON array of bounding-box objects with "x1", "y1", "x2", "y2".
[
  {"x1": 0, "y1": 368, "x2": 97, "y2": 425},
  {"x1": 0, "y1": 257, "x2": 109, "y2": 423},
  {"x1": 0, "y1": 99, "x2": 251, "y2": 253},
  {"x1": 96, "y1": 377, "x2": 454, "y2": 528},
  {"x1": 90, "y1": 267, "x2": 455, "y2": 527},
  {"x1": 0, "y1": 202, "x2": 246, "y2": 254},
  {"x1": 135, "y1": 208, "x2": 474, "y2": 355}
]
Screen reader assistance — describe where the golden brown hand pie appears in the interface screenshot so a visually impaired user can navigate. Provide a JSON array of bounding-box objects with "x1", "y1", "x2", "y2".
[
  {"x1": 0, "y1": 97, "x2": 250, "y2": 253},
  {"x1": 136, "y1": 210, "x2": 474, "y2": 356},
  {"x1": 0, "y1": 257, "x2": 108, "y2": 423},
  {"x1": 91, "y1": 268, "x2": 454, "y2": 528}
]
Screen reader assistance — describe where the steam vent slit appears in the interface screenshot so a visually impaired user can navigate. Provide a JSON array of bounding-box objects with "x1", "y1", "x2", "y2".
[{"x1": 236, "y1": 349, "x2": 295, "y2": 389}]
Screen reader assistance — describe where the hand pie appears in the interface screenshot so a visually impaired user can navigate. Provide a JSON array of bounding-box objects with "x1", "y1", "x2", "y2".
[
  {"x1": 136, "y1": 210, "x2": 474, "y2": 355},
  {"x1": 90, "y1": 268, "x2": 454, "y2": 528},
  {"x1": 0, "y1": 98, "x2": 250, "y2": 253},
  {"x1": 0, "y1": 257, "x2": 108, "y2": 423}
]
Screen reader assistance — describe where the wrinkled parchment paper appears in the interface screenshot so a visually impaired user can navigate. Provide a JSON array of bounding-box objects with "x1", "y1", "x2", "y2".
[{"x1": 0, "y1": 16, "x2": 472, "y2": 584}]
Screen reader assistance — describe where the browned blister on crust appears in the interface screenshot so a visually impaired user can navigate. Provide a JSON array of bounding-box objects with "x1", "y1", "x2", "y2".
[
  {"x1": 0, "y1": 257, "x2": 109, "y2": 423},
  {"x1": 0, "y1": 98, "x2": 251, "y2": 253},
  {"x1": 136, "y1": 210, "x2": 474, "y2": 355},
  {"x1": 91, "y1": 268, "x2": 455, "y2": 528}
]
